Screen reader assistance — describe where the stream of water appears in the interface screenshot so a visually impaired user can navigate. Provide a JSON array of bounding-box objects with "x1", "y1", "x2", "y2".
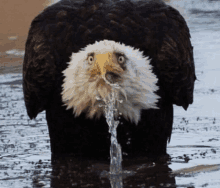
[{"x1": 96, "y1": 83, "x2": 122, "y2": 175}]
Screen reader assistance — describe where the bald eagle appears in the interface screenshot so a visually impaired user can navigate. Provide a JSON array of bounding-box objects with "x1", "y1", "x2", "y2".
[{"x1": 23, "y1": 0, "x2": 196, "y2": 159}]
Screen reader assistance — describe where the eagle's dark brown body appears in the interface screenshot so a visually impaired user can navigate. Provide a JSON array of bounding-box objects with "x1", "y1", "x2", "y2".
[{"x1": 23, "y1": 0, "x2": 196, "y2": 159}]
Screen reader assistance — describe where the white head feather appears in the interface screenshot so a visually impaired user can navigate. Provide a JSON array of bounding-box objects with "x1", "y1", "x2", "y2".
[{"x1": 62, "y1": 40, "x2": 160, "y2": 125}]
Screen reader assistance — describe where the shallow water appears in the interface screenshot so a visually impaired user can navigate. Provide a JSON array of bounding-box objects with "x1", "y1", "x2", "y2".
[{"x1": 0, "y1": 0, "x2": 220, "y2": 187}]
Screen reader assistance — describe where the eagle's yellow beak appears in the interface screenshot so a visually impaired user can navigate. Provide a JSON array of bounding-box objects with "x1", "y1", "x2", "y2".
[
  {"x1": 91, "y1": 52, "x2": 123, "y2": 77},
  {"x1": 95, "y1": 53, "x2": 112, "y2": 76}
]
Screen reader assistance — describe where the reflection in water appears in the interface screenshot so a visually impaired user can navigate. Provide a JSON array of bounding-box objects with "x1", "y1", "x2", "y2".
[{"x1": 50, "y1": 155, "x2": 175, "y2": 188}]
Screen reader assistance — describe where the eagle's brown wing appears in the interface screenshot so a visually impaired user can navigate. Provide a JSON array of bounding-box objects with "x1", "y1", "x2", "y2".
[
  {"x1": 23, "y1": 0, "x2": 196, "y2": 123},
  {"x1": 22, "y1": 1, "x2": 77, "y2": 119},
  {"x1": 22, "y1": 20, "x2": 56, "y2": 119},
  {"x1": 109, "y1": 0, "x2": 196, "y2": 143},
  {"x1": 135, "y1": 2, "x2": 196, "y2": 142},
  {"x1": 22, "y1": 0, "x2": 103, "y2": 119},
  {"x1": 106, "y1": 0, "x2": 196, "y2": 110},
  {"x1": 152, "y1": 6, "x2": 196, "y2": 110}
]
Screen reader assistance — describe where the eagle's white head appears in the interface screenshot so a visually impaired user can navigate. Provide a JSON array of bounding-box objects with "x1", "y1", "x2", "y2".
[{"x1": 62, "y1": 40, "x2": 160, "y2": 125}]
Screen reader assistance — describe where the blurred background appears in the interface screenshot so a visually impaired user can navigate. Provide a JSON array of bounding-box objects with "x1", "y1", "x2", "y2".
[{"x1": 0, "y1": 0, "x2": 60, "y2": 70}]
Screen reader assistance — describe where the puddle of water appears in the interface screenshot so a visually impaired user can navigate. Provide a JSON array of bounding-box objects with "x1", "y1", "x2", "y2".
[{"x1": 0, "y1": 74, "x2": 51, "y2": 188}]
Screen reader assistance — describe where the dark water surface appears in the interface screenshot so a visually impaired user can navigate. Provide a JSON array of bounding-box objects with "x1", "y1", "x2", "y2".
[{"x1": 0, "y1": 0, "x2": 220, "y2": 187}]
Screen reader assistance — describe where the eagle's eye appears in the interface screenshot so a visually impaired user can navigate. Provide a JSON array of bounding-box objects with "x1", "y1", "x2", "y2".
[
  {"x1": 88, "y1": 55, "x2": 94, "y2": 64},
  {"x1": 118, "y1": 55, "x2": 125, "y2": 64}
]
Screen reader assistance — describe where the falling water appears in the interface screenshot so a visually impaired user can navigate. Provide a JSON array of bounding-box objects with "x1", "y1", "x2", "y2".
[
  {"x1": 97, "y1": 83, "x2": 123, "y2": 175},
  {"x1": 97, "y1": 80, "x2": 136, "y2": 188},
  {"x1": 105, "y1": 87, "x2": 122, "y2": 174}
]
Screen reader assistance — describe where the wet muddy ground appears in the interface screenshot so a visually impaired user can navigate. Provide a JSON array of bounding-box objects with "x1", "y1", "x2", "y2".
[{"x1": 1, "y1": 0, "x2": 220, "y2": 187}]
